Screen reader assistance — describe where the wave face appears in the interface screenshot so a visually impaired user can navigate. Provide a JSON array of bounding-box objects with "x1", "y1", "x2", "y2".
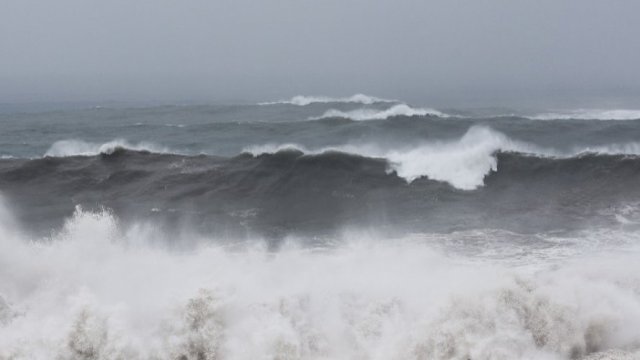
[
  {"x1": 4, "y1": 99, "x2": 640, "y2": 358},
  {"x1": 259, "y1": 93, "x2": 395, "y2": 106}
]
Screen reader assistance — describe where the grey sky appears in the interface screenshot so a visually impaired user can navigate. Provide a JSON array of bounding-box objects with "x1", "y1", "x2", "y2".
[{"x1": 2, "y1": 0, "x2": 639, "y2": 106}]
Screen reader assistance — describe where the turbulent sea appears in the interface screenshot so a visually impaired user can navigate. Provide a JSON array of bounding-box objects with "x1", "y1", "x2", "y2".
[{"x1": 2, "y1": 94, "x2": 640, "y2": 359}]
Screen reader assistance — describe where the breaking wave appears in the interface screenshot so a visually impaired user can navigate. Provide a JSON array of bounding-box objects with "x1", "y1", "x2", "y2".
[
  {"x1": 1, "y1": 203, "x2": 640, "y2": 359},
  {"x1": 38, "y1": 126, "x2": 640, "y2": 191},
  {"x1": 245, "y1": 126, "x2": 534, "y2": 189},
  {"x1": 311, "y1": 104, "x2": 449, "y2": 121},
  {"x1": 259, "y1": 93, "x2": 396, "y2": 106},
  {"x1": 7, "y1": 143, "x2": 640, "y2": 237},
  {"x1": 245, "y1": 126, "x2": 640, "y2": 190}
]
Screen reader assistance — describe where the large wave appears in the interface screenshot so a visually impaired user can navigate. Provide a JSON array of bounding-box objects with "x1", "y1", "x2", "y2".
[
  {"x1": 246, "y1": 126, "x2": 542, "y2": 190},
  {"x1": 311, "y1": 104, "x2": 449, "y2": 121},
  {"x1": 245, "y1": 126, "x2": 640, "y2": 190},
  {"x1": 4, "y1": 141, "x2": 640, "y2": 237},
  {"x1": 1, "y1": 202, "x2": 639, "y2": 359},
  {"x1": 36, "y1": 126, "x2": 640, "y2": 191},
  {"x1": 259, "y1": 93, "x2": 396, "y2": 106}
]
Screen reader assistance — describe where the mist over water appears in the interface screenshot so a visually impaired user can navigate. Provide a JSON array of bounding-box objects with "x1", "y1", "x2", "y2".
[{"x1": 2, "y1": 96, "x2": 640, "y2": 359}]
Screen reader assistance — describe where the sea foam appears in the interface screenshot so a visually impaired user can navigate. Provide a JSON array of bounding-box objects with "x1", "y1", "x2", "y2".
[{"x1": 1, "y1": 202, "x2": 640, "y2": 359}]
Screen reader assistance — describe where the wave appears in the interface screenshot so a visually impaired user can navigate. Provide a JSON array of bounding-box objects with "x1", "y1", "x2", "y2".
[
  {"x1": 259, "y1": 93, "x2": 396, "y2": 106},
  {"x1": 1, "y1": 203, "x2": 640, "y2": 359},
  {"x1": 245, "y1": 126, "x2": 544, "y2": 190},
  {"x1": 246, "y1": 126, "x2": 640, "y2": 190},
  {"x1": 5, "y1": 140, "x2": 640, "y2": 236},
  {"x1": 530, "y1": 109, "x2": 640, "y2": 121},
  {"x1": 39, "y1": 127, "x2": 640, "y2": 192},
  {"x1": 311, "y1": 104, "x2": 449, "y2": 121},
  {"x1": 44, "y1": 139, "x2": 175, "y2": 157}
]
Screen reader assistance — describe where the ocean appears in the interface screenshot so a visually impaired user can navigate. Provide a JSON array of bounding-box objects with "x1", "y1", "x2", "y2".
[{"x1": 1, "y1": 95, "x2": 640, "y2": 359}]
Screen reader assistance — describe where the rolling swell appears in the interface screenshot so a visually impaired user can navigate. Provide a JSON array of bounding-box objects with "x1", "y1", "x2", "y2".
[{"x1": 1, "y1": 148, "x2": 639, "y2": 239}]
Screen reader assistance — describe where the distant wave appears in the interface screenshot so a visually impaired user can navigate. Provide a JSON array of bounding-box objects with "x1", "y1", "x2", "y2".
[
  {"x1": 45, "y1": 139, "x2": 174, "y2": 157},
  {"x1": 311, "y1": 104, "x2": 449, "y2": 121},
  {"x1": 530, "y1": 109, "x2": 640, "y2": 121},
  {"x1": 259, "y1": 93, "x2": 396, "y2": 106}
]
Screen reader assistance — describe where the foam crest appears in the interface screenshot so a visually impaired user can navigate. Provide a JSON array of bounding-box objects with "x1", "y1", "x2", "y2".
[
  {"x1": 313, "y1": 103, "x2": 449, "y2": 121},
  {"x1": 531, "y1": 109, "x2": 640, "y2": 121},
  {"x1": 384, "y1": 126, "x2": 536, "y2": 188},
  {"x1": 259, "y1": 93, "x2": 395, "y2": 106},
  {"x1": 45, "y1": 139, "x2": 172, "y2": 157},
  {"x1": 1, "y1": 206, "x2": 640, "y2": 359}
]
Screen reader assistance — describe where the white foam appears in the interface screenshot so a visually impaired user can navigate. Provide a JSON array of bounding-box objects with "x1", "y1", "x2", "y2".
[
  {"x1": 531, "y1": 109, "x2": 640, "y2": 121},
  {"x1": 1, "y1": 204, "x2": 640, "y2": 359},
  {"x1": 312, "y1": 103, "x2": 449, "y2": 121},
  {"x1": 259, "y1": 93, "x2": 396, "y2": 106},
  {"x1": 44, "y1": 139, "x2": 173, "y2": 157}
]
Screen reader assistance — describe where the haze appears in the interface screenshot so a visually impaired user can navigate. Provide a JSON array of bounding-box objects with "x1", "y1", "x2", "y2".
[{"x1": 2, "y1": 0, "x2": 639, "y2": 107}]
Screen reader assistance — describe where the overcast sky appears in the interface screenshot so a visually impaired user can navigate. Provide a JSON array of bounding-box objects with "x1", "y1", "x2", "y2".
[{"x1": 2, "y1": 0, "x2": 639, "y2": 107}]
